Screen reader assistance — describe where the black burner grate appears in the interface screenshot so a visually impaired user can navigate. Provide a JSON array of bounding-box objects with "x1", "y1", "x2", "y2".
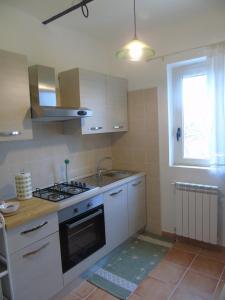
[{"x1": 33, "y1": 182, "x2": 91, "y2": 202}]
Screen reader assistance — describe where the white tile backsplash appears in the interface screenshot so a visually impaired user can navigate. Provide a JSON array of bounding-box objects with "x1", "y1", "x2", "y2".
[{"x1": 0, "y1": 122, "x2": 112, "y2": 200}]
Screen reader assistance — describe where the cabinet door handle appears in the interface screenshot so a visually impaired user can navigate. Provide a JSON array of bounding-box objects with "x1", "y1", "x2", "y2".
[
  {"x1": 0, "y1": 131, "x2": 21, "y2": 137},
  {"x1": 89, "y1": 127, "x2": 103, "y2": 131},
  {"x1": 110, "y1": 189, "x2": 123, "y2": 197},
  {"x1": 113, "y1": 125, "x2": 124, "y2": 129},
  {"x1": 20, "y1": 221, "x2": 48, "y2": 235},
  {"x1": 22, "y1": 242, "x2": 49, "y2": 258},
  {"x1": 132, "y1": 181, "x2": 142, "y2": 187}
]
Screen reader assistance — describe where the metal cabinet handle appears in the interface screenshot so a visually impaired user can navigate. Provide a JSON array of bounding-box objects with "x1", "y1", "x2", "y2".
[
  {"x1": 113, "y1": 125, "x2": 124, "y2": 129},
  {"x1": 20, "y1": 221, "x2": 48, "y2": 235},
  {"x1": 110, "y1": 189, "x2": 123, "y2": 197},
  {"x1": 22, "y1": 242, "x2": 49, "y2": 258},
  {"x1": 132, "y1": 181, "x2": 142, "y2": 187},
  {"x1": 0, "y1": 131, "x2": 21, "y2": 137},
  {"x1": 89, "y1": 126, "x2": 103, "y2": 131}
]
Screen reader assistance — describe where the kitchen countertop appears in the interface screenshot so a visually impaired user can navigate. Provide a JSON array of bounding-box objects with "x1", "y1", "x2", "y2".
[
  {"x1": 58, "y1": 171, "x2": 145, "y2": 210},
  {"x1": 1, "y1": 171, "x2": 145, "y2": 230},
  {"x1": 2, "y1": 197, "x2": 59, "y2": 230}
]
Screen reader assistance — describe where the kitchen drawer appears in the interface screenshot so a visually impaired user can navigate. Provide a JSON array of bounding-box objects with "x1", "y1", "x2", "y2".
[
  {"x1": 6, "y1": 213, "x2": 58, "y2": 254},
  {"x1": 10, "y1": 232, "x2": 63, "y2": 300}
]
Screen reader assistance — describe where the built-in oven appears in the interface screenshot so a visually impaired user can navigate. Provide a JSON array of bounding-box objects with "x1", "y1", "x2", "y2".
[{"x1": 58, "y1": 194, "x2": 106, "y2": 273}]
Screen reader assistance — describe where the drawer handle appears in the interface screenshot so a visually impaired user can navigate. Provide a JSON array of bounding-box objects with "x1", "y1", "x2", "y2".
[
  {"x1": 132, "y1": 181, "x2": 142, "y2": 187},
  {"x1": 22, "y1": 242, "x2": 49, "y2": 258},
  {"x1": 89, "y1": 126, "x2": 103, "y2": 131},
  {"x1": 113, "y1": 125, "x2": 124, "y2": 129},
  {"x1": 20, "y1": 221, "x2": 48, "y2": 235},
  {"x1": 110, "y1": 189, "x2": 123, "y2": 197},
  {"x1": 0, "y1": 131, "x2": 21, "y2": 137}
]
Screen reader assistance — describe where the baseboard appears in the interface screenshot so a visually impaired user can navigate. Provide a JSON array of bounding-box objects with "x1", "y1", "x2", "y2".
[
  {"x1": 162, "y1": 231, "x2": 224, "y2": 251},
  {"x1": 161, "y1": 231, "x2": 176, "y2": 241},
  {"x1": 176, "y1": 235, "x2": 223, "y2": 250}
]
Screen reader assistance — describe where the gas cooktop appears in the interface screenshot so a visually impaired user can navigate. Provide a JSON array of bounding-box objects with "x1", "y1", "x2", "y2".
[{"x1": 33, "y1": 181, "x2": 96, "y2": 202}]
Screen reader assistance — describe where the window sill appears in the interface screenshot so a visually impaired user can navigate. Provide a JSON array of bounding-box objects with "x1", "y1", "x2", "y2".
[{"x1": 170, "y1": 164, "x2": 211, "y2": 170}]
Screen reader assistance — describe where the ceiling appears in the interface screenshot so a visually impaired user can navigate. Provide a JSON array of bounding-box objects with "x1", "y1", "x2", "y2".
[{"x1": 4, "y1": 0, "x2": 225, "y2": 45}]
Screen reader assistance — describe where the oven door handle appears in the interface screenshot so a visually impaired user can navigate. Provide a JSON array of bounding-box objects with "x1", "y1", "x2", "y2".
[{"x1": 66, "y1": 209, "x2": 103, "y2": 230}]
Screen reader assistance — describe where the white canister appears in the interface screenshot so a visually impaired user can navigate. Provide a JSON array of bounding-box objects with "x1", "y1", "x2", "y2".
[{"x1": 15, "y1": 172, "x2": 33, "y2": 200}]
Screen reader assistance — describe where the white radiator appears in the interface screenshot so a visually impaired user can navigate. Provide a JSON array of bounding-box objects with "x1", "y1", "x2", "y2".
[{"x1": 175, "y1": 182, "x2": 219, "y2": 244}]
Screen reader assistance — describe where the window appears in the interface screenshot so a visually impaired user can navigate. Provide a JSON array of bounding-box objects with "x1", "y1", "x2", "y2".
[{"x1": 168, "y1": 57, "x2": 213, "y2": 166}]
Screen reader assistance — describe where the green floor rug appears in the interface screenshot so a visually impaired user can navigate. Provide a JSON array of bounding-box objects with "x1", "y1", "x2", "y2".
[{"x1": 84, "y1": 237, "x2": 170, "y2": 299}]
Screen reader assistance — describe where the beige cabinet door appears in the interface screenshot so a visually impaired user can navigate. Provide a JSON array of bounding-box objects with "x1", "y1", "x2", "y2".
[
  {"x1": 0, "y1": 49, "x2": 32, "y2": 141},
  {"x1": 106, "y1": 75, "x2": 128, "y2": 132},
  {"x1": 79, "y1": 69, "x2": 108, "y2": 134},
  {"x1": 128, "y1": 177, "x2": 146, "y2": 236},
  {"x1": 104, "y1": 184, "x2": 129, "y2": 252}
]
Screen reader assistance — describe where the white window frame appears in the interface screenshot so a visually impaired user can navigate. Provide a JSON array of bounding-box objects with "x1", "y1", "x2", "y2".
[{"x1": 168, "y1": 57, "x2": 211, "y2": 167}]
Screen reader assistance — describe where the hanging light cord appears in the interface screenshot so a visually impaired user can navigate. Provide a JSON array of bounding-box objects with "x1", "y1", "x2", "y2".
[
  {"x1": 134, "y1": 0, "x2": 137, "y2": 38},
  {"x1": 81, "y1": 0, "x2": 89, "y2": 18}
]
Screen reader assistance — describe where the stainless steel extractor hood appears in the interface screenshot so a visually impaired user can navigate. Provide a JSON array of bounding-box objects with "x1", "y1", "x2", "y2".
[{"x1": 28, "y1": 65, "x2": 92, "y2": 121}]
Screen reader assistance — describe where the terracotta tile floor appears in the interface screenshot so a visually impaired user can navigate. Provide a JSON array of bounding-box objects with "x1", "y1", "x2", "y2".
[{"x1": 61, "y1": 240, "x2": 225, "y2": 300}]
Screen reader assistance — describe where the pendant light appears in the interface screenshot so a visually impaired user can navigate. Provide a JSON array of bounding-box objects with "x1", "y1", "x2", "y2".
[{"x1": 116, "y1": 0, "x2": 155, "y2": 62}]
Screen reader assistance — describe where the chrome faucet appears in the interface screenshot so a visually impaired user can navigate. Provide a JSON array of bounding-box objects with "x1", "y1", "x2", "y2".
[{"x1": 96, "y1": 156, "x2": 112, "y2": 177}]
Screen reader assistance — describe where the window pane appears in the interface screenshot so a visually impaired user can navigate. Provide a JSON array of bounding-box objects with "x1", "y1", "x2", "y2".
[{"x1": 182, "y1": 75, "x2": 211, "y2": 160}]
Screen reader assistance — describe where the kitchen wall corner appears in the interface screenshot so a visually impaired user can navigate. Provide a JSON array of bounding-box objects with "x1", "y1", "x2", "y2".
[{"x1": 111, "y1": 87, "x2": 161, "y2": 234}]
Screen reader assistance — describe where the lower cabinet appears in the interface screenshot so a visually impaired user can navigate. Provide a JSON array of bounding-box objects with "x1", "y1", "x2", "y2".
[
  {"x1": 104, "y1": 184, "x2": 129, "y2": 252},
  {"x1": 9, "y1": 232, "x2": 63, "y2": 300},
  {"x1": 128, "y1": 177, "x2": 146, "y2": 236},
  {"x1": 104, "y1": 176, "x2": 146, "y2": 253},
  {"x1": 5, "y1": 176, "x2": 146, "y2": 299}
]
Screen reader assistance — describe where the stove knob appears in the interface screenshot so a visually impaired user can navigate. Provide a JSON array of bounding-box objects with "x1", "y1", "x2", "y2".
[
  {"x1": 87, "y1": 202, "x2": 93, "y2": 208},
  {"x1": 83, "y1": 183, "x2": 87, "y2": 188},
  {"x1": 74, "y1": 181, "x2": 78, "y2": 186},
  {"x1": 74, "y1": 208, "x2": 79, "y2": 214},
  {"x1": 79, "y1": 182, "x2": 83, "y2": 187}
]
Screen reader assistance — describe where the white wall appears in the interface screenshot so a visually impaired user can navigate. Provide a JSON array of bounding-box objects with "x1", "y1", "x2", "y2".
[
  {"x1": 106, "y1": 7, "x2": 225, "y2": 245},
  {"x1": 0, "y1": 3, "x2": 110, "y2": 74},
  {"x1": 0, "y1": 3, "x2": 112, "y2": 200}
]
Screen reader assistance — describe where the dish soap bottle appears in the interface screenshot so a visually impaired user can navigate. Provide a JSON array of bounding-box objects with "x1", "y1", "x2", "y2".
[{"x1": 64, "y1": 159, "x2": 70, "y2": 183}]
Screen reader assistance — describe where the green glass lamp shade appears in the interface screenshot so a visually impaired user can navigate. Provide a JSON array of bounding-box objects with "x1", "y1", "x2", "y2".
[{"x1": 116, "y1": 38, "x2": 155, "y2": 62}]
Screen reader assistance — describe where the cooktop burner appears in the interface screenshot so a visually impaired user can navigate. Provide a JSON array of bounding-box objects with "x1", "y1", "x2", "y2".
[{"x1": 33, "y1": 181, "x2": 96, "y2": 202}]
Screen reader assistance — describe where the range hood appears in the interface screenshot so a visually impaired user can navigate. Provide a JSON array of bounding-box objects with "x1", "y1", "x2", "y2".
[{"x1": 28, "y1": 65, "x2": 92, "y2": 121}]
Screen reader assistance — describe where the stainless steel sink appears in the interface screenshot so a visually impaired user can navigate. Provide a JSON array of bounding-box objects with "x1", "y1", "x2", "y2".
[
  {"x1": 83, "y1": 170, "x2": 137, "y2": 187},
  {"x1": 103, "y1": 170, "x2": 136, "y2": 178}
]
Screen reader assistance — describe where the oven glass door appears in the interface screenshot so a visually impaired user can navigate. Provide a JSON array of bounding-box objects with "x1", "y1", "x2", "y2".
[{"x1": 59, "y1": 205, "x2": 105, "y2": 273}]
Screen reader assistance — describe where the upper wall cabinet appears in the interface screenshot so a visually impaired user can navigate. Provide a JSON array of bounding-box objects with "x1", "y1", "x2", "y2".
[
  {"x1": 106, "y1": 75, "x2": 128, "y2": 132},
  {"x1": 0, "y1": 49, "x2": 32, "y2": 141},
  {"x1": 79, "y1": 69, "x2": 108, "y2": 134},
  {"x1": 59, "y1": 68, "x2": 128, "y2": 135}
]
